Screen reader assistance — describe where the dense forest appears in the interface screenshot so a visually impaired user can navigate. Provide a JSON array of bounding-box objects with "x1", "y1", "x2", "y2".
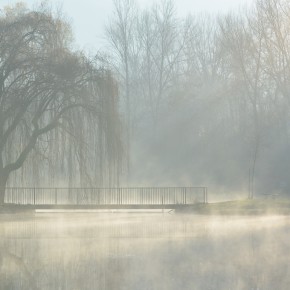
[
  {"x1": 1, "y1": 0, "x2": 290, "y2": 200},
  {"x1": 105, "y1": 0, "x2": 290, "y2": 198}
]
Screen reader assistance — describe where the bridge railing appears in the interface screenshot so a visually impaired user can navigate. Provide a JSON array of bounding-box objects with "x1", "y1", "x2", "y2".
[{"x1": 4, "y1": 187, "x2": 208, "y2": 205}]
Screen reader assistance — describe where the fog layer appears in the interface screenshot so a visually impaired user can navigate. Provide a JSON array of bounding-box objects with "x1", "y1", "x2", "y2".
[{"x1": 1, "y1": 213, "x2": 290, "y2": 289}]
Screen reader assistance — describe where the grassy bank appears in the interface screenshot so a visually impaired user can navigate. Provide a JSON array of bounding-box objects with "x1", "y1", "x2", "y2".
[
  {"x1": 177, "y1": 199, "x2": 290, "y2": 215},
  {"x1": 0, "y1": 204, "x2": 35, "y2": 214}
]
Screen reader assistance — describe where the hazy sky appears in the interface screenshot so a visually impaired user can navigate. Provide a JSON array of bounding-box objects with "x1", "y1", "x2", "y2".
[{"x1": 1, "y1": 0, "x2": 254, "y2": 51}]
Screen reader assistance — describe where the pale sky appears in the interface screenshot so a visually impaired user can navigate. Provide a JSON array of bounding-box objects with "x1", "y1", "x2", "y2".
[{"x1": 1, "y1": 0, "x2": 254, "y2": 52}]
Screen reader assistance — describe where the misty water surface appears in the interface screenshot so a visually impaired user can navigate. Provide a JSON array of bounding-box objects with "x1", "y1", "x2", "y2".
[{"x1": 0, "y1": 212, "x2": 290, "y2": 290}]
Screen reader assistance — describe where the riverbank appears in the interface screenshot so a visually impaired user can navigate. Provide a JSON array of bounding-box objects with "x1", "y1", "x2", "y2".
[
  {"x1": 176, "y1": 199, "x2": 290, "y2": 215},
  {"x1": 0, "y1": 204, "x2": 35, "y2": 214}
]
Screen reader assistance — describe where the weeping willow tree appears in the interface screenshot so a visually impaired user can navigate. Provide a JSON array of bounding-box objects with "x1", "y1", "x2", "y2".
[{"x1": 0, "y1": 5, "x2": 123, "y2": 204}]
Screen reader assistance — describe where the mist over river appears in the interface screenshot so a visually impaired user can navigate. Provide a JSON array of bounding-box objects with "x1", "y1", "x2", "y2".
[{"x1": 0, "y1": 213, "x2": 290, "y2": 290}]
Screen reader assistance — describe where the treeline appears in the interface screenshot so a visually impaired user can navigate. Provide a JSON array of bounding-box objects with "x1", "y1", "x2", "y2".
[
  {"x1": 2, "y1": 0, "x2": 289, "y2": 199},
  {"x1": 105, "y1": 0, "x2": 290, "y2": 197}
]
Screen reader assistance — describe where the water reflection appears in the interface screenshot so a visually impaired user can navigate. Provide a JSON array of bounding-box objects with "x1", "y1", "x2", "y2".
[{"x1": 0, "y1": 213, "x2": 290, "y2": 289}]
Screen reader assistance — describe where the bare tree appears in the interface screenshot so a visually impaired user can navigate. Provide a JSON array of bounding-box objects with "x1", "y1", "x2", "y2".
[
  {"x1": 257, "y1": 0, "x2": 290, "y2": 101},
  {"x1": 219, "y1": 7, "x2": 266, "y2": 199},
  {"x1": 105, "y1": 0, "x2": 138, "y2": 175},
  {"x1": 137, "y1": 0, "x2": 186, "y2": 125}
]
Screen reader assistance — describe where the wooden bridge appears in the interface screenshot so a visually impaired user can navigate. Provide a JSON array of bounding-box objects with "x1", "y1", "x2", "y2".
[{"x1": 4, "y1": 187, "x2": 208, "y2": 210}]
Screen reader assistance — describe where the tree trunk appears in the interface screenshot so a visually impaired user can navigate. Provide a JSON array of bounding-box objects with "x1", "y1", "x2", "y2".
[{"x1": 248, "y1": 103, "x2": 260, "y2": 200}]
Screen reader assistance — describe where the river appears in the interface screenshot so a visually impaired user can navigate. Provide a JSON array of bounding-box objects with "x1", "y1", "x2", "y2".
[{"x1": 0, "y1": 212, "x2": 289, "y2": 289}]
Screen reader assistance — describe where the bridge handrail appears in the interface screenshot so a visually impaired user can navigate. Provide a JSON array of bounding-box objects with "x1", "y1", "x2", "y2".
[{"x1": 4, "y1": 186, "x2": 208, "y2": 205}]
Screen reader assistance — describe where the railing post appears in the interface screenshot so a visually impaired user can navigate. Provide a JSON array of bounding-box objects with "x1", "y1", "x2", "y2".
[
  {"x1": 55, "y1": 188, "x2": 58, "y2": 205},
  {"x1": 33, "y1": 188, "x2": 36, "y2": 205},
  {"x1": 183, "y1": 188, "x2": 185, "y2": 204},
  {"x1": 204, "y1": 187, "x2": 208, "y2": 204}
]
